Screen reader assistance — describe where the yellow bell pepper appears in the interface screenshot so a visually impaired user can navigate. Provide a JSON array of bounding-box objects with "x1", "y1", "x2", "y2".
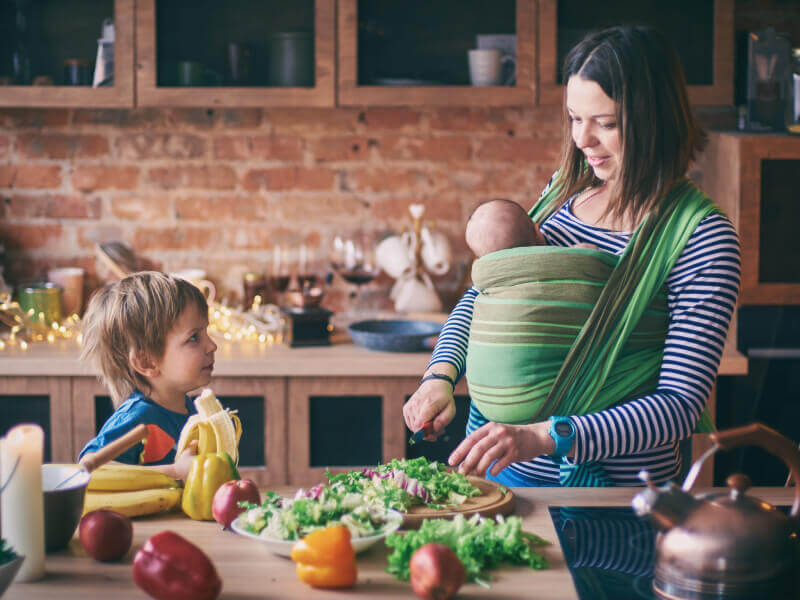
[
  {"x1": 290, "y1": 525, "x2": 357, "y2": 588},
  {"x1": 181, "y1": 452, "x2": 239, "y2": 521}
]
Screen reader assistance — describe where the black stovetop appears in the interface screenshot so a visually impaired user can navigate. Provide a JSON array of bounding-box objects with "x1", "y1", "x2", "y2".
[
  {"x1": 549, "y1": 506, "x2": 657, "y2": 600},
  {"x1": 549, "y1": 505, "x2": 793, "y2": 600}
]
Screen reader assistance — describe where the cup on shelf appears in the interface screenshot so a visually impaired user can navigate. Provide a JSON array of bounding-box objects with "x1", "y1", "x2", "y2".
[
  {"x1": 175, "y1": 61, "x2": 221, "y2": 86},
  {"x1": 46, "y1": 267, "x2": 84, "y2": 317},
  {"x1": 63, "y1": 59, "x2": 91, "y2": 86},
  {"x1": 170, "y1": 268, "x2": 216, "y2": 303},
  {"x1": 227, "y1": 42, "x2": 252, "y2": 85},
  {"x1": 467, "y1": 49, "x2": 515, "y2": 86}
]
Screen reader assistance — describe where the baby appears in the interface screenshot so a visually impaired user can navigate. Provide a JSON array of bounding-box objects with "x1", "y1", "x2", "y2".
[
  {"x1": 466, "y1": 198, "x2": 595, "y2": 257},
  {"x1": 78, "y1": 271, "x2": 217, "y2": 480}
]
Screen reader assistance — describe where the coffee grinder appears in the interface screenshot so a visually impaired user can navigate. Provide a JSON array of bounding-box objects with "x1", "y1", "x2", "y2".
[{"x1": 280, "y1": 285, "x2": 332, "y2": 347}]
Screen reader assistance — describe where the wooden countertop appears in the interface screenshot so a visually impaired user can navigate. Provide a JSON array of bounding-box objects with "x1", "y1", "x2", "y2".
[
  {"x1": 6, "y1": 486, "x2": 793, "y2": 600},
  {"x1": 0, "y1": 338, "x2": 748, "y2": 378}
]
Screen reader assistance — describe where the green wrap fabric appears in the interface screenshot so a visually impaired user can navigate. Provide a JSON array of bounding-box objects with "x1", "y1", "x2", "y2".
[
  {"x1": 465, "y1": 178, "x2": 718, "y2": 485},
  {"x1": 467, "y1": 245, "x2": 669, "y2": 424}
]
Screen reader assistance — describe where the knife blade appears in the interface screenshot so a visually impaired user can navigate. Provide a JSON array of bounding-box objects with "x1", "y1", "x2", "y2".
[{"x1": 409, "y1": 421, "x2": 435, "y2": 445}]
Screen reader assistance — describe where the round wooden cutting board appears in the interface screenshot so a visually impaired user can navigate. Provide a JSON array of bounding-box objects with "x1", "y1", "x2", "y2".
[{"x1": 401, "y1": 476, "x2": 515, "y2": 529}]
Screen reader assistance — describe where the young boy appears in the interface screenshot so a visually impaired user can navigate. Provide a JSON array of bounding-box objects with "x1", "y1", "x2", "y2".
[{"x1": 78, "y1": 271, "x2": 217, "y2": 480}]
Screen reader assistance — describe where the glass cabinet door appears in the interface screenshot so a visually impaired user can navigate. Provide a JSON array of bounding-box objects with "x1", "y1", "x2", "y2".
[
  {"x1": 338, "y1": 0, "x2": 537, "y2": 107},
  {"x1": 0, "y1": 0, "x2": 134, "y2": 107},
  {"x1": 136, "y1": 0, "x2": 334, "y2": 107},
  {"x1": 537, "y1": 0, "x2": 734, "y2": 106}
]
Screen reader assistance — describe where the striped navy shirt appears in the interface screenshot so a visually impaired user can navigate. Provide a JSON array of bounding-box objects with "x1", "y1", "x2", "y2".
[{"x1": 429, "y1": 180, "x2": 741, "y2": 486}]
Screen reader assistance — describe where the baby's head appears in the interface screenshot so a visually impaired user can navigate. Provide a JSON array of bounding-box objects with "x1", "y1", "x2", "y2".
[
  {"x1": 80, "y1": 271, "x2": 209, "y2": 406},
  {"x1": 466, "y1": 199, "x2": 544, "y2": 258}
]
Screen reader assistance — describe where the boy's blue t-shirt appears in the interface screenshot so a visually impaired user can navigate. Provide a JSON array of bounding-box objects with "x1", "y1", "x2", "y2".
[{"x1": 79, "y1": 391, "x2": 195, "y2": 465}]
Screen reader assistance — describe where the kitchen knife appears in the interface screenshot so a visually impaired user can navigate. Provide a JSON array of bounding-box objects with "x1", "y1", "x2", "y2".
[{"x1": 409, "y1": 421, "x2": 435, "y2": 445}]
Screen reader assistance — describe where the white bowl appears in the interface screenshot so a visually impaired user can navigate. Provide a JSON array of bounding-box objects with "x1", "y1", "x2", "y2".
[{"x1": 230, "y1": 509, "x2": 404, "y2": 558}]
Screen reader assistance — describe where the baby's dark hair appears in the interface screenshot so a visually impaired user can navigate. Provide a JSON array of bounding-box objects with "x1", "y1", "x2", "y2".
[
  {"x1": 466, "y1": 198, "x2": 539, "y2": 257},
  {"x1": 80, "y1": 271, "x2": 209, "y2": 406}
]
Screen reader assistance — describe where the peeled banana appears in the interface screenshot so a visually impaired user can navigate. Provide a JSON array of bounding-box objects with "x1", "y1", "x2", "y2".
[
  {"x1": 88, "y1": 464, "x2": 180, "y2": 492},
  {"x1": 176, "y1": 388, "x2": 242, "y2": 464},
  {"x1": 83, "y1": 487, "x2": 182, "y2": 518}
]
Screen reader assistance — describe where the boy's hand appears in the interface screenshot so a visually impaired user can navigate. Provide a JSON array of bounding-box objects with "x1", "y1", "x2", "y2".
[{"x1": 172, "y1": 440, "x2": 198, "y2": 481}]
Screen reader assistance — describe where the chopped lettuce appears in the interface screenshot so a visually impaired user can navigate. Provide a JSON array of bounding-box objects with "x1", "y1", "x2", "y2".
[
  {"x1": 237, "y1": 457, "x2": 482, "y2": 541},
  {"x1": 385, "y1": 514, "x2": 549, "y2": 583}
]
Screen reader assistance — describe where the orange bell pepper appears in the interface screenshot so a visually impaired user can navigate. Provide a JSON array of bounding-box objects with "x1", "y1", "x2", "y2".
[{"x1": 290, "y1": 525, "x2": 357, "y2": 588}]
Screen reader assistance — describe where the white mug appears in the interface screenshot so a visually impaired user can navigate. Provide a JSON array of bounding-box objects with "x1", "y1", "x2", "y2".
[
  {"x1": 420, "y1": 227, "x2": 451, "y2": 276},
  {"x1": 468, "y1": 49, "x2": 515, "y2": 86},
  {"x1": 171, "y1": 269, "x2": 216, "y2": 303},
  {"x1": 376, "y1": 234, "x2": 414, "y2": 280}
]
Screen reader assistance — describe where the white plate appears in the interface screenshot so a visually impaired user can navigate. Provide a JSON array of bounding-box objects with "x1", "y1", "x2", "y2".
[{"x1": 231, "y1": 509, "x2": 404, "y2": 557}]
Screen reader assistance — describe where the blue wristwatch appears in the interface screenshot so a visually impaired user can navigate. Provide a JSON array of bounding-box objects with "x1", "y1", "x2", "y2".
[{"x1": 548, "y1": 416, "x2": 575, "y2": 461}]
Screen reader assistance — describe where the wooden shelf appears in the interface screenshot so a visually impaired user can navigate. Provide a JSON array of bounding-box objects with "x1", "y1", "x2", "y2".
[
  {"x1": 337, "y1": 0, "x2": 536, "y2": 107},
  {"x1": 537, "y1": 0, "x2": 734, "y2": 106},
  {"x1": 135, "y1": 0, "x2": 335, "y2": 107},
  {"x1": 0, "y1": 0, "x2": 134, "y2": 108}
]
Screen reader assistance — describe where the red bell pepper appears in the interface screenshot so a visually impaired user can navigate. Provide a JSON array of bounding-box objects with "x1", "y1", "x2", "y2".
[{"x1": 132, "y1": 531, "x2": 222, "y2": 600}]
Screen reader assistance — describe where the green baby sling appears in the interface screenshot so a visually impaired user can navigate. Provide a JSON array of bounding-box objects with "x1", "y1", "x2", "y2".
[{"x1": 465, "y1": 178, "x2": 718, "y2": 486}]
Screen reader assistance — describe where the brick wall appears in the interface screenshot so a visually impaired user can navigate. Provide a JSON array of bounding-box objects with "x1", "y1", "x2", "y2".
[{"x1": 0, "y1": 106, "x2": 565, "y2": 311}]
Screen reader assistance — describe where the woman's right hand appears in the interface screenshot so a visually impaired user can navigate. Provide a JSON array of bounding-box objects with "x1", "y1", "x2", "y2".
[{"x1": 403, "y1": 378, "x2": 456, "y2": 441}]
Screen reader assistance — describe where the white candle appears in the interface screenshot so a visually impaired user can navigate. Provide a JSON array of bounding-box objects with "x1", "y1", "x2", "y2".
[{"x1": 0, "y1": 424, "x2": 45, "y2": 582}]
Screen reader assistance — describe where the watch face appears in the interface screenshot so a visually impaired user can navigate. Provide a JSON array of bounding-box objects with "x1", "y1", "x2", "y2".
[{"x1": 554, "y1": 421, "x2": 573, "y2": 437}]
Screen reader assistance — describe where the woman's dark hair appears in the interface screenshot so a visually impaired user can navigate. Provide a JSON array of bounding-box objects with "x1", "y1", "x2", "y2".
[{"x1": 553, "y1": 26, "x2": 706, "y2": 225}]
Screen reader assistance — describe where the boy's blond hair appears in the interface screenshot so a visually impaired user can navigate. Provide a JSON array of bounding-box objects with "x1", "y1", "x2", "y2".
[{"x1": 80, "y1": 271, "x2": 209, "y2": 406}]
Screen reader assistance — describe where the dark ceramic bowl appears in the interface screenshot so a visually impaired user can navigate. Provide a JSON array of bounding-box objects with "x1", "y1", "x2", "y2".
[
  {"x1": 347, "y1": 320, "x2": 442, "y2": 352},
  {"x1": 42, "y1": 464, "x2": 90, "y2": 552},
  {"x1": 0, "y1": 555, "x2": 24, "y2": 596}
]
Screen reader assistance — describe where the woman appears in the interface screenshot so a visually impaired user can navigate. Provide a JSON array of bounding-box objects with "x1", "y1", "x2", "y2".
[{"x1": 403, "y1": 26, "x2": 741, "y2": 487}]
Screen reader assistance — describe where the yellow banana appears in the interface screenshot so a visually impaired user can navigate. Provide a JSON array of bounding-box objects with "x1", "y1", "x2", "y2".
[
  {"x1": 198, "y1": 421, "x2": 215, "y2": 454},
  {"x1": 83, "y1": 487, "x2": 182, "y2": 518},
  {"x1": 88, "y1": 464, "x2": 180, "y2": 492},
  {"x1": 176, "y1": 388, "x2": 240, "y2": 464}
]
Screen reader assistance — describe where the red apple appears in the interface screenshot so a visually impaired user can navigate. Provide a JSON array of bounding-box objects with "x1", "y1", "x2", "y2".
[
  {"x1": 79, "y1": 509, "x2": 133, "y2": 562},
  {"x1": 409, "y1": 543, "x2": 466, "y2": 600},
  {"x1": 211, "y1": 479, "x2": 260, "y2": 529}
]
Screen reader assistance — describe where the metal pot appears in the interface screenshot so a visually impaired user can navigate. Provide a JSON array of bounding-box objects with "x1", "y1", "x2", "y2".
[{"x1": 632, "y1": 423, "x2": 800, "y2": 599}]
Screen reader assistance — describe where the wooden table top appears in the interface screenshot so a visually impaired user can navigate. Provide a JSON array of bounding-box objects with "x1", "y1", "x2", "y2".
[
  {"x1": 6, "y1": 486, "x2": 794, "y2": 600},
  {"x1": 0, "y1": 337, "x2": 748, "y2": 378}
]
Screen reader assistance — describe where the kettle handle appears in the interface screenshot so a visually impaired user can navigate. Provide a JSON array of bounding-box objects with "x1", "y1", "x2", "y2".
[{"x1": 710, "y1": 423, "x2": 800, "y2": 517}]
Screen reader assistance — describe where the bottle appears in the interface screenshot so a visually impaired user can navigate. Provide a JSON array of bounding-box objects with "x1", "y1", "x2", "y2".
[
  {"x1": 11, "y1": 0, "x2": 32, "y2": 85},
  {"x1": 789, "y1": 48, "x2": 800, "y2": 135}
]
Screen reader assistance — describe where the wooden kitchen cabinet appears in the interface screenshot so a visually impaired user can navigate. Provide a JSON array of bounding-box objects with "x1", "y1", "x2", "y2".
[
  {"x1": 697, "y1": 131, "x2": 800, "y2": 305},
  {"x1": 537, "y1": 0, "x2": 734, "y2": 106},
  {"x1": 338, "y1": 0, "x2": 536, "y2": 107},
  {"x1": 0, "y1": 0, "x2": 134, "y2": 108},
  {"x1": 135, "y1": 0, "x2": 335, "y2": 107},
  {"x1": 287, "y1": 376, "x2": 410, "y2": 485},
  {"x1": 0, "y1": 376, "x2": 73, "y2": 462}
]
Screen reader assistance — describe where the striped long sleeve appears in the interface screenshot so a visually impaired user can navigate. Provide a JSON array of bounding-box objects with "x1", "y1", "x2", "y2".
[{"x1": 426, "y1": 198, "x2": 741, "y2": 485}]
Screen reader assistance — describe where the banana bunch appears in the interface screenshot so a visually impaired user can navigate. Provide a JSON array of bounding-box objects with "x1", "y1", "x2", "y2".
[
  {"x1": 84, "y1": 464, "x2": 182, "y2": 518},
  {"x1": 176, "y1": 388, "x2": 242, "y2": 465}
]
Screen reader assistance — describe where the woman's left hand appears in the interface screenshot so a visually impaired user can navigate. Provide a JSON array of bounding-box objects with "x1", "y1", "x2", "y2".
[{"x1": 448, "y1": 421, "x2": 555, "y2": 477}]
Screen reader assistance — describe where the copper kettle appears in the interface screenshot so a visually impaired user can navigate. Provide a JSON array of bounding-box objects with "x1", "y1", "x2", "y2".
[{"x1": 632, "y1": 423, "x2": 800, "y2": 600}]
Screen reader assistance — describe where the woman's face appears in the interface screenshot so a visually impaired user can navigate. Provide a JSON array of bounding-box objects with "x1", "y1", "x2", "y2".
[{"x1": 566, "y1": 75, "x2": 622, "y2": 184}]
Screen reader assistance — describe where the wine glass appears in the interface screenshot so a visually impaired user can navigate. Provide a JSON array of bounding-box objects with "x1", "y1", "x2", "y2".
[
  {"x1": 269, "y1": 245, "x2": 292, "y2": 305},
  {"x1": 330, "y1": 232, "x2": 380, "y2": 318}
]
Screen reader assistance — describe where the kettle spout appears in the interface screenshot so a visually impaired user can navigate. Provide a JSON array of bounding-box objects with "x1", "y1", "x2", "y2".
[{"x1": 632, "y1": 470, "x2": 699, "y2": 531}]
